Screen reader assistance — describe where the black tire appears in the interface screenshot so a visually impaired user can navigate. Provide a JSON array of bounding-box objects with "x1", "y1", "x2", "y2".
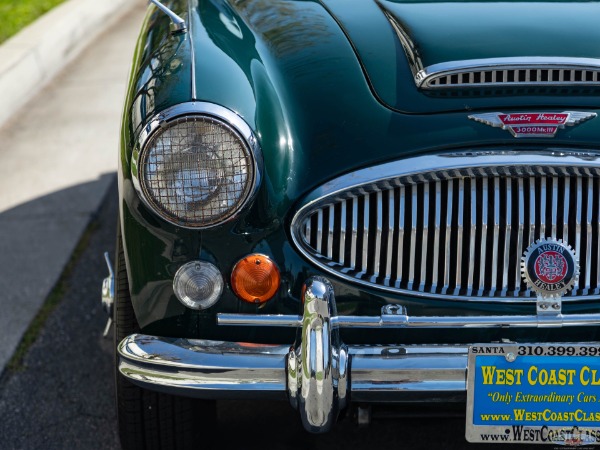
[{"x1": 114, "y1": 226, "x2": 216, "y2": 450}]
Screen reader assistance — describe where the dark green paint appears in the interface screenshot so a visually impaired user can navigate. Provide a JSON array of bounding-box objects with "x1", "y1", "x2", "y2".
[
  {"x1": 380, "y1": 1, "x2": 600, "y2": 65},
  {"x1": 119, "y1": 0, "x2": 600, "y2": 344},
  {"x1": 124, "y1": 0, "x2": 193, "y2": 158},
  {"x1": 324, "y1": 0, "x2": 600, "y2": 113}
]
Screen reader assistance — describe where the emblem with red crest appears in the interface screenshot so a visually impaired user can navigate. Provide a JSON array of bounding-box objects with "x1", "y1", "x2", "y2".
[{"x1": 521, "y1": 238, "x2": 578, "y2": 298}]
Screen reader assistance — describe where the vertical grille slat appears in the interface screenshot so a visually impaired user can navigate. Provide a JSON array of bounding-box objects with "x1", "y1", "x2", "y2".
[
  {"x1": 431, "y1": 181, "x2": 441, "y2": 292},
  {"x1": 529, "y1": 176, "x2": 536, "y2": 243},
  {"x1": 574, "y1": 177, "x2": 583, "y2": 291},
  {"x1": 316, "y1": 209, "x2": 323, "y2": 255},
  {"x1": 527, "y1": 177, "x2": 536, "y2": 298},
  {"x1": 443, "y1": 181, "x2": 454, "y2": 294},
  {"x1": 564, "y1": 180, "x2": 570, "y2": 244},
  {"x1": 395, "y1": 187, "x2": 406, "y2": 288},
  {"x1": 584, "y1": 177, "x2": 593, "y2": 293},
  {"x1": 490, "y1": 179, "x2": 500, "y2": 296},
  {"x1": 501, "y1": 180, "x2": 512, "y2": 295},
  {"x1": 478, "y1": 178, "x2": 489, "y2": 296},
  {"x1": 327, "y1": 205, "x2": 334, "y2": 260},
  {"x1": 339, "y1": 200, "x2": 346, "y2": 266},
  {"x1": 515, "y1": 178, "x2": 525, "y2": 296},
  {"x1": 454, "y1": 179, "x2": 465, "y2": 294},
  {"x1": 360, "y1": 193, "x2": 370, "y2": 277},
  {"x1": 372, "y1": 191, "x2": 383, "y2": 282},
  {"x1": 305, "y1": 217, "x2": 311, "y2": 244},
  {"x1": 419, "y1": 183, "x2": 430, "y2": 291},
  {"x1": 540, "y1": 177, "x2": 547, "y2": 238},
  {"x1": 384, "y1": 190, "x2": 394, "y2": 285},
  {"x1": 551, "y1": 177, "x2": 558, "y2": 238},
  {"x1": 297, "y1": 168, "x2": 599, "y2": 301},
  {"x1": 408, "y1": 185, "x2": 418, "y2": 290},
  {"x1": 467, "y1": 179, "x2": 477, "y2": 295},
  {"x1": 350, "y1": 197, "x2": 358, "y2": 270}
]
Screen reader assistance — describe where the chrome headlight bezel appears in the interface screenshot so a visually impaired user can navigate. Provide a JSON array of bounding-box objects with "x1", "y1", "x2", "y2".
[{"x1": 131, "y1": 102, "x2": 263, "y2": 229}]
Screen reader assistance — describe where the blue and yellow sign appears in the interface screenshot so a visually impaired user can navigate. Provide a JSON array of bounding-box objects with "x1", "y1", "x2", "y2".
[{"x1": 466, "y1": 344, "x2": 600, "y2": 445}]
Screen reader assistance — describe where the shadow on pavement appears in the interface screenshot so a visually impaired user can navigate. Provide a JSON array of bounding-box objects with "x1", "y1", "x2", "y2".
[
  {"x1": 0, "y1": 176, "x2": 525, "y2": 450},
  {"x1": 0, "y1": 175, "x2": 119, "y2": 449},
  {"x1": 0, "y1": 173, "x2": 116, "y2": 370}
]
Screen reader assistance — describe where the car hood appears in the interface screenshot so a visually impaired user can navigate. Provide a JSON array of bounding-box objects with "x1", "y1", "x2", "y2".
[
  {"x1": 322, "y1": 0, "x2": 600, "y2": 113},
  {"x1": 189, "y1": 0, "x2": 600, "y2": 205},
  {"x1": 373, "y1": 0, "x2": 600, "y2": 67},
  {"x1": 190, "y1": 0, "x2": 600, "y2": 118}
]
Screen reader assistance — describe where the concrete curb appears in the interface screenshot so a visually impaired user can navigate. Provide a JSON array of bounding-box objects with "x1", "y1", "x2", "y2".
[
  {"x1": 0, "y1": 0, "x2": 141, "y2": 129},
  {"x1": 0, "y1": 1, "x2": 147, "y2": 374}
]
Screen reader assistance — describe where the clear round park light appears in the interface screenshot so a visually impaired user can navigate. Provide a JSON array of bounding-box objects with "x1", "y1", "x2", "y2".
[{"x1": 173, "y1": 261, "x2": 224, "y2": 310}]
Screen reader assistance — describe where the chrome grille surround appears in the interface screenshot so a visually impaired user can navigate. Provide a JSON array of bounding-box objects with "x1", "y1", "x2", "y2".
[
  {"x1": 415, "y1": 57, "x2": 600, "y2": 90},
  {"x1": 290, "y1": 151, "x2": 600, "y2": 302}
]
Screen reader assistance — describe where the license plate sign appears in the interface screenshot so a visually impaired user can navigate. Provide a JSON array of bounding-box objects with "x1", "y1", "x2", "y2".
[{"x1": 466, "y1": 344, "x2": 600, "y2": 445}]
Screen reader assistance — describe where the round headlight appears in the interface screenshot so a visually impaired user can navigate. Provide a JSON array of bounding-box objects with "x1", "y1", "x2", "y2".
[{"x1": 139, "y1": 114, "x2": 256, "y2": 228}]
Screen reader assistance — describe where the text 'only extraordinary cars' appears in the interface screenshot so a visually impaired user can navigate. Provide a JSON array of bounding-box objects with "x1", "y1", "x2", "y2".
[{"x1": 102, "y1": 0, "x2": 600, "y2": 447}]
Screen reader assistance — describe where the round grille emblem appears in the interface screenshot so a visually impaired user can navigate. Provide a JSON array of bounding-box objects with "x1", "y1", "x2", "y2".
[{"x1": 521, "y1": 238, "x2": 579, "y2": 298}]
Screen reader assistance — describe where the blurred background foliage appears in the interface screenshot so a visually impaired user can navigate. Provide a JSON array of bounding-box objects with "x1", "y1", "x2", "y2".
[{"x1": 0, "y1": 0, "x2": 66, "y2": 44}]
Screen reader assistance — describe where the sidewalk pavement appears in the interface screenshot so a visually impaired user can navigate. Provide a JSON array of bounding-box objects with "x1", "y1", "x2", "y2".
[
  {"x1": 0, "y1": 0, "x2": 142, "y2": 129},
  {"x1": 0, "y1": 1, "x2": 147, "y2": 373}
]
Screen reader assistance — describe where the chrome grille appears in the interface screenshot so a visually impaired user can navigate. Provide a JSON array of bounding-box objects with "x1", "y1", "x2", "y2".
[{"x1": 291, "y1": 154, "x2": 600, "y2": 301}]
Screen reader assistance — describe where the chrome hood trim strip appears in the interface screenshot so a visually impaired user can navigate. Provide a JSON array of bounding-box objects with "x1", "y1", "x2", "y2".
[
  {"x1": 416, "y1": 57, "x2": 600, "y2": 89},
  {"x1": 188, "y1": 0, "x2": 196, "y2": 99}
]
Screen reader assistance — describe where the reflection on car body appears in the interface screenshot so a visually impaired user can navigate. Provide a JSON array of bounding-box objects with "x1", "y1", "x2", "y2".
[{"x1": 102, "y1": 0, "x2": 600, "y2": 447}]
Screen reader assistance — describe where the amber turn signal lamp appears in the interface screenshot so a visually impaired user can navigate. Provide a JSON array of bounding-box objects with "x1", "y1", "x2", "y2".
[{"x1": 231, "y1": 254, "x2": 280, "y2": 304}]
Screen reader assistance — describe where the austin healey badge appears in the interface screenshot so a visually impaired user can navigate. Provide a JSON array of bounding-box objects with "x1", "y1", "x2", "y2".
[
  {"x1": 521, "y1": 238, "x2": 579, "y2": 299},
  {"x1": 468, "y1": 111, "x2": 596, "y2": 138}
]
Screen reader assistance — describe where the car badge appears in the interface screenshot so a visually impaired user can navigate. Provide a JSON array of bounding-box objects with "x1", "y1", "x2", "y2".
[
  {"x1": 468, "y1": 111, "x2": 596, "y2": 138},
  {"x1": 521, "y1": 238, "x2": 579, "y2": 301}
]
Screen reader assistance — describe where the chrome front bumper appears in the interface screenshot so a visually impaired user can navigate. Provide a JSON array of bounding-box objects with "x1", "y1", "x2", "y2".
[
  {"x1": 118, "y1": 276, "x2": 600, "y2": 433},
  {"x1": 118, "y1": 337, "x2": 468, "y2": 432}
]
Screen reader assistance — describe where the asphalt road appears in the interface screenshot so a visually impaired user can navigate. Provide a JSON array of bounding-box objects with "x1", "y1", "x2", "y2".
[{"x1": 0, "y1": 179, "x2": 526, "y2": 450}]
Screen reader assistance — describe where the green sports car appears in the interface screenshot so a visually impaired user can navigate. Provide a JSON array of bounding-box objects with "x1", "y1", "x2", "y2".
[{"x1": 102, "y1": 0, "x2": 600, "y2": 447}]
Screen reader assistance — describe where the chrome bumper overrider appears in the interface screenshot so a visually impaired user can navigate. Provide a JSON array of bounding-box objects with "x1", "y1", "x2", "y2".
[{"x1": 117, "y1": 276, "x2": 600, "y2": 433}]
